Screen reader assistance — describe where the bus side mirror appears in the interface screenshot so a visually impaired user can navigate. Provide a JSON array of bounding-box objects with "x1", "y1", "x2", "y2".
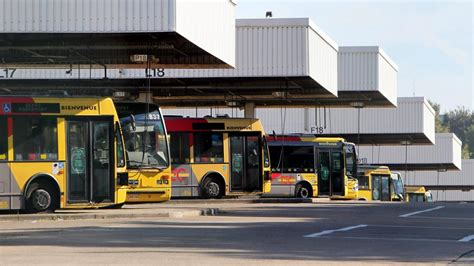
[{"x1": 130, "y1": 114, "x2": 136, "y2": 131}]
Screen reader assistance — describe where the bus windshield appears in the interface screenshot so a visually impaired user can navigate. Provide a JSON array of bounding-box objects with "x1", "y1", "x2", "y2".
[
  {"x1": 391, "y1": 173, "x2": 405, "y2": 196},
  {"x1": 121, "y1": 111, "x2": 169, "y2": 169},
  {"x1": 345, "y1": 144, "x2": 357, "y2": 177}
]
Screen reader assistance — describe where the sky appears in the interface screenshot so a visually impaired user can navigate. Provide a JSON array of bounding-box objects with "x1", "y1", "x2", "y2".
[{"x1": 236, "y1": 0, "x2": 474, "y2": 112}]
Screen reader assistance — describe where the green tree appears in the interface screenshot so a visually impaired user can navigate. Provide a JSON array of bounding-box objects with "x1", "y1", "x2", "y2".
[
  {"x1": 428, "y1": 100, "x2": 449, "y2": 133},
  {"x1": 464, "y1": 124, "x2": 474, "y2": 159},
  {"x1": 429, "y1": 101, "x2": 474, "y2": 159}
]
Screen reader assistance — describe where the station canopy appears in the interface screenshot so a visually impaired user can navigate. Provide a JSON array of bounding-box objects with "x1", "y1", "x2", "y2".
[
  {"x1": 0, "y1": 19, "x2": 398, "y2": 108},
  {"x1": 357, "y1": 133, "x2": 463, "y2": 171},
  {"x1": 0, "y1": 0, "x2": 236, "y2": 69}
]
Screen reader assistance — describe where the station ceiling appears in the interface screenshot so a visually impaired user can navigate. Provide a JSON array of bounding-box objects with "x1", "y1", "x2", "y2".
[
  {"x1": 0, "y1": 77, "x2": 396, "y2": 107},
  {"x1": 0, "y1": 33, "x2": 231, "y2": 69}
]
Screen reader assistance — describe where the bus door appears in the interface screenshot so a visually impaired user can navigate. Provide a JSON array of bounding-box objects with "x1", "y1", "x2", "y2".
[
  {"x1": 317, "y1": 151, "x2": 330, "y2": 196},
  {"x1": 317, "y1": 150, "x2": 344, "y2": 196},
  {"x1": 67, "y1": 118, "x2": 114, "y2": 204},
  {"x1": 330, "y1": 151, "x2": 344, "y2": 196},
  {"x1": 229, "y1": 134, "x2": 262, "y2": 192},
  {"x1": 372, "y1": 175, "x2": 390, "y2": 201}
]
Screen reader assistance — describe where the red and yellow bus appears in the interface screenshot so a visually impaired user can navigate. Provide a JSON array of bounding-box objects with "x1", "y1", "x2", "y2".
[
  {"x1": 115, "y1": 102, "x2": 171, "y2": 203},
  {"x1": 164, "y1": 116, "x2": 272, "y2": 199},
  {"x1": 268, "y1": 135, "x2": 358, "y2": 199},
  {"x1": 0, "y1": 97, "x2": 128, "y2": 212}
]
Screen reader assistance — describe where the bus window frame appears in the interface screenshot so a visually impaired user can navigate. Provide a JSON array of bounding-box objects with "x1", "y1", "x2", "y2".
[
  {"x1": 0, "y1": 116, "x2": 7, "y2": 161},
  {"x1": 115, "y1": 122, "x2": 126, "y2": 168},
  {"x1": 193, "y1": 132, "x2": 224, "y2": 164},
  {"x1": 12, "y1": 116, "x2": 59, "y2": 162},
  {"x1": 169, "y1": 132, "x2": 191, "y2": 164}
]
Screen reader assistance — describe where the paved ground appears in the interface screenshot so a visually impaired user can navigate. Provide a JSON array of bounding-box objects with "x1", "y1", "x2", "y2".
[{"x1": 0, "y1": 201, "x2": 473, "y2": 265}]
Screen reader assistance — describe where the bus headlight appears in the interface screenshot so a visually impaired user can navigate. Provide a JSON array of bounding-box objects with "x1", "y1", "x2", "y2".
[{"x1": 160, "y1": 175, "x2": 170, "y2": 185}]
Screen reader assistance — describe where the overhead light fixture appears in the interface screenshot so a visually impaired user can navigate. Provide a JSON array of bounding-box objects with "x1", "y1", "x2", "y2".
[
  {"x1": 226, "y1": 101, "x2": 241, "y2": 107},
  {"x1": 272, "y1": 91, "x2": 288, "y2": 98},
  {"x1": 400, "y1": 140, "x2": 412, "y2": 145},
  {"x1": 130, "y1": 54, "x2": 159, "y2": 64},
  {"x1": 113, "y1": 91, "x2": 131, "y2": 99},
  {"x1": 350, "y1": 101, "x2": 365, "y2": 108}
]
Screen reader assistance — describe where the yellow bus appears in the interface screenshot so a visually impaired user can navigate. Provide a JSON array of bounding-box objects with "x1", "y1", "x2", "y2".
[
  {"x1": 405, "y1": 185, "x2": 433, "y2": 202},
  {"x1": 115, "y1": 102, "x2": 171, "y2": 203},
  {"x1": 267, "y1": 135, "x2": 358, "y2": 199},
  {"x1": 356, "y1": 165, "x2": 404, "y2": 201},
  {"x1": 164, "y1": 116, "x2": 272, "y2": 199},
  {"x1": 0, "y1": 97, "x2": 128, "y2": 213}
]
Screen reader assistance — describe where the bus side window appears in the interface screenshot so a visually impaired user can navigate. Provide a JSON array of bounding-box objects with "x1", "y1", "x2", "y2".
[
  {"x1": 194, "y1": 133, "x2": 223, "y2": 163},
  {"x1": 0, "y1": 117, "x2": 7, "y2": 160},
  {"x1": 170, "y1": 132, "x2": 190, "y2": 164},
  {"x1": 357, "y1": 175, "x2": 369, "y2": 190},
  {"x1": 13, "y1": 117, "x2": 58, "y2": 161},
  {"x1": 115, "y1": 123, "x2": 125, "y2": 167},
  {"x1": 283, "y1": 146, "x2": 313, "y2": 173}
]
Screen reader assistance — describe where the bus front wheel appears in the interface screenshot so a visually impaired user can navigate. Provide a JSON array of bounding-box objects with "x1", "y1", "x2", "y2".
[
  {"x1": 202, "y1": 178, "x2": 224, "y2": 199},
  {"x1": 295, "y1": 183, "x2": 312, "y2": 199},
  {"x1": 25, "y1": 182, "x2": 58, "y2": 213}
]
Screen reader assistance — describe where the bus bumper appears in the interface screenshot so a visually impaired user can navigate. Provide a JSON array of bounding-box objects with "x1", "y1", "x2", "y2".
[
  {"x1": 125, "y1": 188, "x2": 171, "y2": 203},
  {"x1": 263, "y1": 181, "x2": 272, "y2": 193}
]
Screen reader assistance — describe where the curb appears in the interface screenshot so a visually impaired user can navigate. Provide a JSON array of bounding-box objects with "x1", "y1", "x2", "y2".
[
  {"x1": 167, "y1": 198, "x2": 313, "y2": 205},
  {"x1": 0, "y1": 208, "x2": 220, "y2": 222}
]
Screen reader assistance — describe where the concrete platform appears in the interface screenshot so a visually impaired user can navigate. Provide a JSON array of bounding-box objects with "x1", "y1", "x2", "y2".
[{"x1": 0, "y1": 204, "x2": 219, "y2": 222}]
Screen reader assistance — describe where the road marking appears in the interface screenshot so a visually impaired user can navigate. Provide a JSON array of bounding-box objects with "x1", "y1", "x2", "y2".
[
  {"x1": 399, "y1": 206, "x2": 445, "y2": 218},
  {"x1": 458, "y1": 235, "x2": 474, "y2": 242},
  {"x1": 412, "y1": 216, "x2": 474, "y2": 221},
  {"x1": 304, "y1": 224, "x2": 368, "y2": 238},
  {"x1": 320, "y1": 236, "x2": 457, "y2": 243},
  {"x1": 368, "y1": 224, "x2": 474, "y2": 230}
]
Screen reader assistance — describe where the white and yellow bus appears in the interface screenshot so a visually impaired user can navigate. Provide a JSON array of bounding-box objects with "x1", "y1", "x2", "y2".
[
  {"x1": 164, "y1": 116, "x2": 272, "y2": 199},
  {"x1": 0, "y1": 97, "x2": 129, "y2": 213},
  {"x1": 405, "y1": 185, "x2": 433, "y2": 202},
  {"x1": 356, "y1": 165, "x2": 405, "y2": 201},
  {"x1": 267, "y1": 135, "x2": 358, "y2": 200},
  {"x1": 115, "y1": 102, "x2": 171, "y2": 203}
]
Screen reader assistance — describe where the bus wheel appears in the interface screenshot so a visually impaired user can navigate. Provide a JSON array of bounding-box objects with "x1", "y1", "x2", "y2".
[
  {"x1": 296, "y1": 184, "x2": 312, "y2": 199},
  {"x1": 202, "y1": 178, "x2": 224, "y2": 199},
  {"x1": 26, "y1": 182, "x2": 58, "y2": 213}
]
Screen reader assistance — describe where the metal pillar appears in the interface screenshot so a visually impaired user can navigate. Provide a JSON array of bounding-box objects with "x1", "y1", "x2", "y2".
[
  {"x1": 244, "y1": 102, "x2": 256, "y2": 118},
  {"x1": 137, "y1": 92, "x2": 153, "y2": 103}
]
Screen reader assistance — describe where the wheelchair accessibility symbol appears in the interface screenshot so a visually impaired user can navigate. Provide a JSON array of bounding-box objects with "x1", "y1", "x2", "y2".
[{"x1": 2, "y1": 103, "x2": 11, "y2": 113}]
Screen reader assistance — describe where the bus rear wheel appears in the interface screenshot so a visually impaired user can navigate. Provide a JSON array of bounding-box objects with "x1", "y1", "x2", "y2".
[
  {"x1": 296, "y1": 184, "x2": 312, "y2": 199},
  {"x1": 202, "y1": 178, "x2": 224, "y2": 199},
  {"x1": 25, "y1": 182, "x2": 58, "y2": 213}
]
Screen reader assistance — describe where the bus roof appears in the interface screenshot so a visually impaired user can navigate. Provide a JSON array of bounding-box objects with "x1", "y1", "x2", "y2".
[
  {"x1": 164, "y1": 116, "x2": 265, "y2": 133},
  {"x1": 267, "y1": 135, "x2": 350, "y2": 144},
  {"x1": 0, "y1": 96, "x2": 115, "y2": 116},
  {"x1": 405, "y1": 186, "x2": 427, "y2": 194}
]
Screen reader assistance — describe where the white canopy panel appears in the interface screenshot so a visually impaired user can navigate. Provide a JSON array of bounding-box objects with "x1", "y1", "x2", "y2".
[
  {"x1": 0, "y1": 0, "x2": 236, "y2": 68},
  {"x1": 357, "y1": 133, "x2": 462, "y2": 170}
]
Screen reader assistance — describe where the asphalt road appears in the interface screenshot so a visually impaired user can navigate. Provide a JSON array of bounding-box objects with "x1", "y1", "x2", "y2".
[{"x1": 1, "y1": 202, "x2": 473, "y2": 265}]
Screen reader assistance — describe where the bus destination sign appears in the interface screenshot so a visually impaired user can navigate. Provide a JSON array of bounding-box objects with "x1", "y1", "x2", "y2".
[{"x1": 12, "y1": 103, "x2": 60, "y2": 113}]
